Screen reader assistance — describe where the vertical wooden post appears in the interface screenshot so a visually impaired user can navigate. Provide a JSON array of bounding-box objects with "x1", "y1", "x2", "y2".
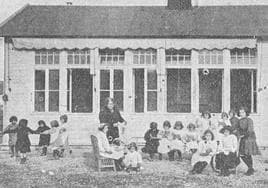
[
  {"x1": 59, "y1": 51, "x2": 67, "y2": 112},
  {"x1": 124, "y1": 50, "x2": 133, "y2": 113},
  {"x1": 157, "y1": 48, "x2": 165, "y2": 113},
  {"x1": 223, "y1": 49, "x2": 231, "y2": 112},
  {"x1": 191, "y1": 50, "x2": 199, "y2": 114},
  {"x1": 93, "y1": 48, "x2": 100, "y2": 114}
]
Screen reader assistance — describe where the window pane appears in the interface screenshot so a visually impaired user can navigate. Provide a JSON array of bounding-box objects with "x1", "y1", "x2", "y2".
[
  {"x1": 231, "y1": 69, "x2": 256, "y2": 113},
  {"x1": 87, "y1": 54, "x2": 91, "y2": 64},
  {"x1": 167, "y1": 69, "x2": 191, "y2": 113},
  {"x1": 71, "y1": 69, "x2": 93, "y2": 113},
  {"x1": 100, "y1": 91, "x2": 110, "y2": 110},
  {"x1": 35, "y1": 54, "x2": 40, "y2": 64},
  {"x1": 54, "y1": 52, "x2": 60, "y2": 64},
  {"x1": 35, "y1": 70, "x2": 45, "y2": 90},
  {"x1": 0, "y1": 81, "x2": 3, "y2": 95},
  {"x1": 114, "y1": 91, "x2": 124, "y2": 111},
  {"x1": 35, "y1": 91, "x2": 45, "y2": 112},
  {"x1": 147, "y1": 69, "x2": 157, "y2": 90},
  {"x1": 133, "y1": 55, "x2": 139, "y2": 64},
  {"x1": 134, "y1": 69, "x2": 144, "y2": 112},
  {"x1": 147, "y1": 91, "x2": 157, "y2": 111},
  {"x1": 114, "y1": 69, "x2": 123, "y2": 90},
  {"x1": 41, "y1": 53, "x2": 47, "y2": 64},
  {"x1": 100, "y1": 70, "x2": 110, "y2": 90},
  {"x1": 140, "y1": 55, "x2": 145, "y2": 64},
  {"x1": 199, "y1": 55, "x2": 204, "y2": 64},
  {"x1": 199, "y1": 69, "x2": 222, "y2": 113},
  {"x1": 49, "y1": 70, "x2": 59, "y2": 90},
  {"x1": 81, "y1": 52, "x2": 86, "y2": 64},
  {"x1": 49, "y1": 91, "x2": 59, "y2": 111},
  {"x1": 146, "y1": 55, "x2": 151, "y2": 64},
  {"x1": 74, "y1": 52, "x2": 79, "y2": 64},
  {"x1": 48, "y1": 53, "x2": 53, "y2": 64},
  {"x1": 68, "y1": 54, "x2": 73, "y2": 64}
]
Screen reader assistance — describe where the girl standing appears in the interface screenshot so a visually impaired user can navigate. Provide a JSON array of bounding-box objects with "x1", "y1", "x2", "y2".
[
  {"x1": 2, "y1": 119, "x2": 37, "y2": 164},
  {"x1": 229, "y1": 110, "x2": 240, "y2": 136},
  {"x1": 238, "y1": 107, "x2": 260, "y2": 176},
  {"x1": 190, "y1": 130, "x2": 217, "y2": 174},
  {"x1": 4, "y1": 116, "x2": 18, "y2": 157},
  {"x1": 35, "y1": 120, "x2": 51, "y2": 156},
  {"x1": 141, "y1": 122, "x2": 160, "y2": 161}
]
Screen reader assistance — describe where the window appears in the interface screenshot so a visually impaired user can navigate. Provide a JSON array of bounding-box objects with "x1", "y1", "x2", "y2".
[
  {"x1": 166, "y1": 49, "x2": 191, "y2": 65},
  {"x1": 199, "y1": 50, "x2": 223, "y2": 65},
  {"x1": 231, "y1": 48, "x2": 257, "y2": 65},
  {"x1": 35, "y1": 51, "x2": 60, "y2": 65},
  {"x1": 67, "y1": 69, "x2": 93, "y2": 113},
  {"x1": 67, "y1": 50, "x2": 90, "y2": 64},
  {"x1": 99, "y1": 49, "x2": 124, "y2": 65},
  {"x1": 199, "y1": 69, "x2": 223, "y2": 113},
  {"x1": 34, "y1": 70, "x2": 59, "y2": 112},
  {"x1": 133, "y1": 49, "x2": 157, "y2": 65},
  {"x1": 167, "y1": 69, "x2": 191, "y2": 113},
  {"x1": 134, "y1": 69, "x2": 157, "y2": 112},
  {"x1": 231, "y1": 69, "x2": 257, "y2": 113},
  {"x1": 100, "y1": 69, "x2": 124, "y2": 111}
]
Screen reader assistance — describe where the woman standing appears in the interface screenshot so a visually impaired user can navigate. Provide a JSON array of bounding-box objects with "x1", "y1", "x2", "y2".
[
  {"x1": 99, "y1": 98, "x2": 127, "y2": 143},
  {"x1": 238, "y1": 107, "x2": 260, "y2": 176}
]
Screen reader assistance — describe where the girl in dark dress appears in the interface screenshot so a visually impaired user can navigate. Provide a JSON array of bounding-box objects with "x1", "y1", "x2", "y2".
[
  {"x1": 99, "y1": 98, "x2": 127, "y2": 143},
  {"x1": 229, "y1": 110, "x2": 240, "y2": 136},
  {"x1": 2, "y1": 119, "x2": 37, "y2": 164},
  {"x1": 142, "y1": 122, "x2": 160, "y2": 160},
  {"x1": 35, "y1": 120, "x2": 51, "y2": 156},
  {"x1": 238, "y1": 107, "x2": 260, "y2": 176}
]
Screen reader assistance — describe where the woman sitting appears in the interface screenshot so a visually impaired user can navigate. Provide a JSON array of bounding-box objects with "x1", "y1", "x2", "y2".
[
  {"x1": 215, "y1": 126, "x2": 239, "y2": 176},
  {"x1": 96, "y1": 123, "x2": 125, "y2": 171},
  {"x1": 190, "y1": 130, "x2": 217, "y2": 174},
  {"x1": 169, "y1": 121, "x2": 185, "y2": 161}
]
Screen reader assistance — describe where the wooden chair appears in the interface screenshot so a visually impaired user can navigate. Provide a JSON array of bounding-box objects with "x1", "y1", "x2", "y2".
[{"x1": 90, "y1": 135, "x2": 116, "y2": 172}]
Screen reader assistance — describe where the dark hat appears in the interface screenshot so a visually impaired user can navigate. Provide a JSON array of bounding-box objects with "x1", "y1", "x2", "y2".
[{"x1": 220, "y1": 125, "x2": 233, "y2": 134}]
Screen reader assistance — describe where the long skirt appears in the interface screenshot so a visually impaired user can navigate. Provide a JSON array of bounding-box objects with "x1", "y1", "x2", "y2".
[{"x1": 215, "y1": 152, "x2": 240, "y2": 170}]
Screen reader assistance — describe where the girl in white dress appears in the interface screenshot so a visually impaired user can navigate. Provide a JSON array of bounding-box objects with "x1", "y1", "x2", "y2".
[
  {"x1": 158, "y1": 121, "x2": 173, "y2": 160},
  {"x1": 169, "y1": 121, "x2": 185, "y2": 161},
  {"x1": 190, "y1": 130, "x2": 217, "y2": 174},
  {"x1": 183, "y1": 123, "x2": 199, "y2": 153},
  {"x1": 124, "y1": 142, "x2": 142, "y2": 172},
  {"x1": 215, "y1": 112, "x2": 232, "y2": 142},
  {"x1": 196, "y1": 111, "x2": 212, "y2": 135}
]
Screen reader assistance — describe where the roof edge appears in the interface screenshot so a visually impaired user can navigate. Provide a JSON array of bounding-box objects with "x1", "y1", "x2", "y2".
[{"x1": 0, "y1": 4, "x2": 30, "y2": 31}]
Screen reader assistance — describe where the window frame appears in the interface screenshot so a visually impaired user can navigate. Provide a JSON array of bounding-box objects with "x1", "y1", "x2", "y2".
[
  {"x1": 33, "y1": 68, "x2": 60, "y2": 113},
  {"x1": 133, "y1": 67, "x2": 158, "y2": 113}
]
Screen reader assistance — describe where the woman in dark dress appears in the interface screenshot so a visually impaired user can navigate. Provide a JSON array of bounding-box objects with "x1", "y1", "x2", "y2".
[
  {"x1": 238, "y1": 107, "x2": 260, "y2": 176},
  {"x1": 2, "y1": 119, "x2": 37, "y2": 164},
  {"x1": 99, "y1": 98, "x2": 127, "y2": 143}
]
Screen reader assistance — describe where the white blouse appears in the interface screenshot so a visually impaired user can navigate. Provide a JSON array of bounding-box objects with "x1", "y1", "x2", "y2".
[
  {"x1": 124, "y1": 151, "x2": 142, "y2": 167},
  {"x1": 219, "y1": 134, "x2": 238, "y2": 155}
]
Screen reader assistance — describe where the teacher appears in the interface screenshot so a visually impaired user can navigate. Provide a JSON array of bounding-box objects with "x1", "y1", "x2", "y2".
[{"x1": 99, "y1": 98, "x2": 127, "y2": 143}]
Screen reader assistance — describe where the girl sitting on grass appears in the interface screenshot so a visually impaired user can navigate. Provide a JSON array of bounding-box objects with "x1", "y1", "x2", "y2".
[
  {"x1": 124, "y1": 142, "x2": 142, "y2": 173},
  {"x1": 169, "y1": 121, "x2": 185, "y2": 161}
]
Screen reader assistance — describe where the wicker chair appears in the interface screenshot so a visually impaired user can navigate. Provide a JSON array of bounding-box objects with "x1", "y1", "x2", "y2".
[{"x1": 90, "y1": 135, "x2": 116, "y2": 172}]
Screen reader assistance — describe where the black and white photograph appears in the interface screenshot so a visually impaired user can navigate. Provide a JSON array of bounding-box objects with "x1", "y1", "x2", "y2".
[{"x1": 0, "y1": 0, "x2": 268, "y2": 187}]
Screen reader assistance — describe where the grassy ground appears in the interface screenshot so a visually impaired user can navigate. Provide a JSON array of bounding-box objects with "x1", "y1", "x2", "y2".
[{"x1": 0, "y1": 149, "x2": 268, "y2": 188}]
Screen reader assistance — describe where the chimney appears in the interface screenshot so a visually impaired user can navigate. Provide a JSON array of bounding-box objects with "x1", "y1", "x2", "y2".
[{"x1": 167, "y1": 0, "x2": 193, "y2": 10}]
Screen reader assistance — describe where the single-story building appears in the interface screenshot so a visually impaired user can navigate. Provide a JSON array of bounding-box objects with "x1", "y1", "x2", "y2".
[{"x1": 0, "y1": 0, "x2": 268, "y2": 146}]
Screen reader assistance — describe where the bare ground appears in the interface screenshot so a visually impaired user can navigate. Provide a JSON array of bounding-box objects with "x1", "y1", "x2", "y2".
[{"x1": 0, "y1": 149, "x2": 268, "y2": 188}]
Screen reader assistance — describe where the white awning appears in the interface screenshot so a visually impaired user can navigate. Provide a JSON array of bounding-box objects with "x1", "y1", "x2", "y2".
[{"x1": 12, "y1": 38, "x2": 257, "y2": 50}]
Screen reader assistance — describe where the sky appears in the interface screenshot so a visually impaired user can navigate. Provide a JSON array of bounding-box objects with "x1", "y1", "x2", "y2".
[{"x1": 1, "y1": 0, "x2": 268, "y2": 81}]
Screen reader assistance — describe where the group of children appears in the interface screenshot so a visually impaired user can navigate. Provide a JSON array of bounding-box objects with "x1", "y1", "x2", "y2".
[
  {"x1": 141, "y1": 107, "x2": 260, "y2": 176},
  {"x1": 1, "y1": 115, "x2": 70, "y2": 164}
]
